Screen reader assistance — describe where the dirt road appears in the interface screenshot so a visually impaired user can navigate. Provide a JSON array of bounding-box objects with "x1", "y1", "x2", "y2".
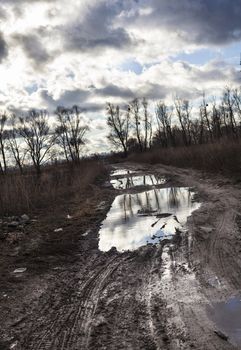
[{"x1": 1, "y1": 163, "x2": 241, "y2": 349}]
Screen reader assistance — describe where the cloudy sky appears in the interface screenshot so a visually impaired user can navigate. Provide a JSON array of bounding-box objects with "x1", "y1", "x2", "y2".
[{"x1": 0, "y1": 0, "x2": 241, "y2": 152}]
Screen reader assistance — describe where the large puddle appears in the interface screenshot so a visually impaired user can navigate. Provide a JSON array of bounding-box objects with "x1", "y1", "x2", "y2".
[
  {"x1": 210, "y1": 295, "x2": 241, "y2": 346},
  {"x1": 99, "y1": 186, "x2": 200, "y2": 252}
]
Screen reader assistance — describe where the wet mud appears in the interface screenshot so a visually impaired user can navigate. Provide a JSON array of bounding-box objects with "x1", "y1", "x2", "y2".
[{"x1": 1, "y1": 163, "x2": 241, "y2": 349}]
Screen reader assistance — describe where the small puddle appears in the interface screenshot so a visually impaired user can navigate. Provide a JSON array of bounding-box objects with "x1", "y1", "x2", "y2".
[
  {"x1": 111, "y1": 169, "x2": 135, "y2": 177},
  {"x1": 210, "y1": 295, "x2": 241, "y2": 346},
  {"x1": 98, "y1": 186, "x2": 200, "y2": 252},
  {"x1": 111, "y1": 174, "x2": 166, "y2": 189}
]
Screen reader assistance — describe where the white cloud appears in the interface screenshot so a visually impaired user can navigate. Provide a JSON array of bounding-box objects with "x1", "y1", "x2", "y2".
[{"x1": 0, "y1": 0, "x2": 241, "y2": 153}]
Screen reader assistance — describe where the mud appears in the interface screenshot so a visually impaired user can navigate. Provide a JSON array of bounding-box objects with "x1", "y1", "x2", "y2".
[{"x1": 1, "y1": 162, "x2": 241, "y2": 349}]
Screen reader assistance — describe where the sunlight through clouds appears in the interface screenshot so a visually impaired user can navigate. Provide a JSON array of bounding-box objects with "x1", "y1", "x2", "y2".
[{"x1": 0, "y1": 0, "x2": 241, "y2": 152}]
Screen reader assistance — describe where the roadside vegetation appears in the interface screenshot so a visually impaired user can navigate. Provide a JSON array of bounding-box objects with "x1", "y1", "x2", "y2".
[
  {"x1": 0, "y1": 159, "x2": 106, "y2": 216},
  {"x1": 1, "y1": 86, "x2": 241, "y2": 215},
  {"x1": 107, "y1": 87, "x2": 241, "y2": 176},
  {"x1": 0, "y1": 105, "x2": 106, "y2": 216},
  {"x1": 127, "y1": 140, "x2": 241, "y2": 175}
]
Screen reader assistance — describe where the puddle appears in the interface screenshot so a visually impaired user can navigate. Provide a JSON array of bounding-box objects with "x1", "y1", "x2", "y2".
[
  {"x1": 111, "y1": 174, "x2": 166, "y2": 190},
  {"x1": 98, "y1": 187, "x2": 200, "y2": 252},
  {"x1": 210, "y1": 295, "x2": 241, "y2": 346},
  {"x1": 111, "y1": 169, "x2": 135, "y2": 177}
]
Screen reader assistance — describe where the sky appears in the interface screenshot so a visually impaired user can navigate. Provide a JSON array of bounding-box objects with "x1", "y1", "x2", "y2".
[{"x1": 0, "y1": 0, "x2": 241, "y2": 153}]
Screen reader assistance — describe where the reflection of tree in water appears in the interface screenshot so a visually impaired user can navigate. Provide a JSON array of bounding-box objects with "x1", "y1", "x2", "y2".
[
  {"x1": 150, "y1": 175, "x2": 155, "y2": 186},
  {"x1": 167, "y1": 187, "x2": 193, "y2": 209},
  {"x1": 125, "y1": 174, "x2": 148, "y2": 189},
  {"x1": 120, "y1": 189, "x2": 161, "y2": 219},
  {"x1": 118, "y1": 186, "x2": 195, "y2": 224},
  {"x1": 121, "y1": 194, "x2": 133, "y2": 221},
  {"x1": 125, "y1": 171, "x2": 133, "y2": 189},
  {"x1": 116, "y1": 172, "x2": 164, "y2": 189},
  {"x1": 151, "y1": 175, "x2": 161, "y2": 186},
  {"x1": 168, "y1": 187, "x2": 181, "y2": 208},
  {"x1": 153, "y1": 187, "x2": 162, "y2": 210},
  {"x1": 187, "y1": 188, "x2": 192, "y2": 206}
]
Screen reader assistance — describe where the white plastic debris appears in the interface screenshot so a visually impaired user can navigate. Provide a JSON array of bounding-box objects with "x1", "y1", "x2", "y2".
[
  {"x1": 83, "y1": 229, "x2": 91, "y2": 237},
  {"x1": 10, "y1": 341, "x2": 19, "y2": 349},
  {"x1": 67, "y1": 214, "x2": 73, "y2": 220},
  {"x1": 21, "y1": 214, "x2": 30, "y2": 221},
  {"x1": 13, "y1": 268, "x2": 27, "y2": 273},
  {"x1": 54, "y1": 228, "x2": 63, "y2": 233}
]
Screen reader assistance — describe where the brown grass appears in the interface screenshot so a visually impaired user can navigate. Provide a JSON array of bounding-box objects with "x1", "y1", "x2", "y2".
[
  {"x1": 0, "y1": 159, "x2": 107, "y2": 217},
  {"x1": 127, "y1": 139, "x2": 241, "y2": 176}
]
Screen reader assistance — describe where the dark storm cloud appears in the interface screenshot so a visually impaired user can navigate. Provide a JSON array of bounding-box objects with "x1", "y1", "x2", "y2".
[
  {"x1": 63, "y1": 1, "x2": 133, "y2": 52},
  {"x1": 139, "y1": 81, "x2": 200, "y2": 101},
  {"x1": 138, "y1": 83, "x2": 169, "y2": 100},
  {"x1": 57, "y1": 89, "x2": 90, "y2": 106},
  {"x1": 96, "y1": 84, "x2": 135, "y2": 99},
  {"x1": 40, "y1": 89, "x2": 88, "y2": 109},
  {"x1": 12, "y1": 34, "x2": 50, "y2": 67},
  {"x1": 0, "y1": 32, "x2": 8, "y2": 63},
  {"x1": 40, "y1": 89, "x2": 103, "y2": 112},
  {"x1": 98, "y1": 82, "x2": 172, "y2": 101},
  {"x1": 135, "y1": 0, "x2": 241, "y2": 45}
]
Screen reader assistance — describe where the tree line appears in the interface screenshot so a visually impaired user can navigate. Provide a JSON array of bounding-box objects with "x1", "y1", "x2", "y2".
[
  {"x1": 0, "y1": 106, "x2": 88, "y2": 175},
  {"x1": 107, "y1": 87, "x2": 241, "y2": 155},
  {"x1": 1, "y1": 86, "x2": 241, "y2": 175}
]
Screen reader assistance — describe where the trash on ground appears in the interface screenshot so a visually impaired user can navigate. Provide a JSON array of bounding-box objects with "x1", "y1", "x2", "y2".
[{"x1": 13, "y1": 268, "x2": 27, "y2": 274}]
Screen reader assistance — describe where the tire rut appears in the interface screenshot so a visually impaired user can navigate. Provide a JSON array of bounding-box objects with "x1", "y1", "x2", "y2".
[{"x1": 24, "y1": 255, "x2": 127, "y2": 350}]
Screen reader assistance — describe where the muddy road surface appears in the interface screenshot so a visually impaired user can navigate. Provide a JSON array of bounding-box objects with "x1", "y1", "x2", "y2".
[{"x1": 1, "y1": 163, "x2": 241, "y2": 349}]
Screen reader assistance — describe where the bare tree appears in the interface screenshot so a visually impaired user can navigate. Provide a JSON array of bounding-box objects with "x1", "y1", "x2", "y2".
[
  {"x1": 142, "y1": 98, "x2": 152, "y2": 150},
  {"x1": 55, "y1": 106, "x2": 89, "y2": 163},
  {"x1": 190, "y1": 119, "x2": 202, "y2": 145},
  {"x1": 174, "y1": 98, "x2": 192, "y2": 146},
  {"x1": 156, "y1": 102, "x2": 175, "y2": 147},
  {"x1": 106, "y1": 103, "x2": 130, "y2": 156},
  {"x1": 19, "y1": 110, "x2": 55, "y2": 174},
  {"x1": 129, "y1": 98, "x2": 143, "y2": 152},
  {"x1": 223, "y1": 87, "x2": 237, "y2": 136},
  {"x1": 201, "y1": 93, "x2": 213, "y2": 142},
  {"x1": 0, "y1": 113, "x2": 8, "y2": 173},
  {"x1": 232, "y1": 88, "x2": 241, "y2": 135},
  {"x1": 7, "y1": 115, "x2": 26, "y2": 174},
  {"x1": 233, "y1": 88, "x2": 241, "y2": 111},
  {"x1": 210, "y1": 98, "x2": 222, "y2": 140}
]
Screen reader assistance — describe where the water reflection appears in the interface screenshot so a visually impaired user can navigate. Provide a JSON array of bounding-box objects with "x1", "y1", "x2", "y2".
[
  {"x1": 111, "y1": 173, "x2": 166, "y2": 189},
  {"x1": 111, "y1": 169, "x2": 135, "y2": 177},
  {"x1": 210, "y1": 295, "x2": 241, "y2": 346},
  {"x1": 98, "y1": 187, "x2": 200, "y2": 252}
]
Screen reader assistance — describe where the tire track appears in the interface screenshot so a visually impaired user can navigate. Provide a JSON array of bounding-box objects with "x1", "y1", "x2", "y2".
[{"x1": 24, "y1": 255, "x2": 127, "y2": 350}]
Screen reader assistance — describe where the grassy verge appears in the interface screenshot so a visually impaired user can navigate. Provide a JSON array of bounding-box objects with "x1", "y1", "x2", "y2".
[
  {"x1": 0, "y1": 159, "x2": 107, "y2": 217},
  {"x1": 127, "y1": 139, "x2": 241, "y2": 176}
]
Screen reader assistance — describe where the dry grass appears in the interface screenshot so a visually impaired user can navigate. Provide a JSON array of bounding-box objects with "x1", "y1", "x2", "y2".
[
  {"x1": 0, "y1": 159, "x2": 107, "y2": 216},
  {"x1": 127, "y1": 139, "x2": 241, "y2": 176}
]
